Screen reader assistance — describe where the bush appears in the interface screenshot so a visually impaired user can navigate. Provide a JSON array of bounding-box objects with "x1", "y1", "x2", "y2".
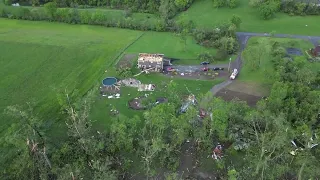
[
  {"x1": 215, "y1": 48, "x2": 228, "y2": 61},
  {"x1": 198, "y1": 52, "x2": 214, "y2": 63},
  {"x1": 123, "y1": 8, "x2": 132, "y2": 18},
  {"x1": 4, "y1": 0, "x2": 12, "y2": 6},
  {"x1": 259, "y1": 2, "x2": 277, "y2": 20}
]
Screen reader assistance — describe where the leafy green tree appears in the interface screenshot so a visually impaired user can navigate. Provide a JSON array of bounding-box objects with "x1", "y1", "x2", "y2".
[
  {"x1": 230, "y1": 14, "x2": 242, "y2": 29},
  {"x1": 228, "y1": 0, "x2": 238, "y2": 8},
  {"x1": 1, "y1": 104, "x2": 51, "y2": 180},
  {"x1": 44, "y1": 2, "x2": 57, "y2": 20}
]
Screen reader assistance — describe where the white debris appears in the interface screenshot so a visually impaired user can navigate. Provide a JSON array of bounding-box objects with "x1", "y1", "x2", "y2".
[
  {"x1": 115, "y1": 93, "x2": 120, "y2": 97},
  {"x1": 181, "y1": 73, "x2": 184, "y2": 76},
  {"x1": 107, "y1": 96, "x2": 113, "y2": 99}
]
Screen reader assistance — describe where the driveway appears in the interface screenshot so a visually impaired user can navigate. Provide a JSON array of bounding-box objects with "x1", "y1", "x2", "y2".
[{"x1": 169, "y1": 64, "x2": 228, "y2": 73}]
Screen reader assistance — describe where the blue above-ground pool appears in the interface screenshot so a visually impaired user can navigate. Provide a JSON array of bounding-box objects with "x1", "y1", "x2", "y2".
[{"x1": 102, "y1": 77, "x2": 117, "y2": 86}]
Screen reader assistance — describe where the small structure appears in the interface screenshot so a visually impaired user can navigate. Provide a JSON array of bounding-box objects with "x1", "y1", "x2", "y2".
[
  {"x1": 311, "y1": 46, "x2": 320, "y2": 57},
  {"x1": 137, "y1": 53, "x2": 170, "y2": 72},
  {"x1": 119, "y1": 78, "x2": 141, "y2": 88},
  {"x1": 138, "y1": 84, "x2": 156, "y2": 91}
]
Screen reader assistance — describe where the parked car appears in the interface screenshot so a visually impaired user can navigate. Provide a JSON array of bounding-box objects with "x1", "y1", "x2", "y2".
[
  {"x1": 213, "y1": 67, "x2": 224, "y2": 71},
  {"x1": 201, "y1": 67, "x2": 209, "y2": 71},
  {"x1": 166, "y1": 67, "x2": 176, "y2": 72},
  {"x1": 230, "y1": 69, "x2": 238, "y2": 80},
  {"x1": 201, "y1": 61, "x2": 210, "y2": 65}
]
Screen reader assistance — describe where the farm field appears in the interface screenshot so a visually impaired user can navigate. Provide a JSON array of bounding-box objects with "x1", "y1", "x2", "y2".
[
  {"x1": 177, "y1": 0, "x2": 320, "y2": 36},
  {"x1": 0, "y1": 19, "x2": 142, "y2": 133}
]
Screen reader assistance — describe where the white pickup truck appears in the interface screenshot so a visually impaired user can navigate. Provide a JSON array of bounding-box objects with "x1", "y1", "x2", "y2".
[{"x1": 230, "y1": 69, "x2": 238, "y2": 80}]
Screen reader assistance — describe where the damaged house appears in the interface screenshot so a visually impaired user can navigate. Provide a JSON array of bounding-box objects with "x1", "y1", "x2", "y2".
[{"x1": 137, "y1": 53, "x2": 171, "y2": 72}]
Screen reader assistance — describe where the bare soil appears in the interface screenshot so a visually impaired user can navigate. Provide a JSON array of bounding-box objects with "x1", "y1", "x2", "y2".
[
  {"x1": 216, "y1": 89, "x2": 262, "y2": 107},
  {"x1": 163, "y1": 69, "x2": 229, "y2": 80},
  {"x1": 116, "y1": 53, "x2": 137, "y2": 69},
  {"x1": 225, "y1": 81, "x2": 269, "y2": 97}
]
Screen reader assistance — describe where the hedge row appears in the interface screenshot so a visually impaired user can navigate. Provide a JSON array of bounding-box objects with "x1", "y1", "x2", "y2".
[{"x1": 0, "y1": 6, "x2": 178, "y2": 32}]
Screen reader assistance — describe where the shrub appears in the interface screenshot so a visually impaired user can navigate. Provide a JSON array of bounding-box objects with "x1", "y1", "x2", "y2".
[
  {"x1": 228, "y1": 0, "x2": 238, "y2": 8},
  {"x1": 215, "y1": 48, "x2": 228, "y2": 61},
  {"x1": 198, "y1": 52, "x2": 214, "y2": 63},
  {"x1": 123, "y1": 8, "x2": 132, "y2": 18},
  {"x1": 44, "y1": 2, "x2": 57, "y2": 20},
  {"x1": 4, "y1": 0, "x2": 12, "y2": 6}
]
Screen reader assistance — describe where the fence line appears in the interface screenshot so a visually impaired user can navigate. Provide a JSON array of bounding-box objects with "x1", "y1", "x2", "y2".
[{"x1": 109, "y1": 32, "x2": 146, "y2": 67}]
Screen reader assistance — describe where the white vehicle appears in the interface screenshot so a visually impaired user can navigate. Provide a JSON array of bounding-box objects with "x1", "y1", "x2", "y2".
[{"x1": 230, "y1": 69, "x2": 238, "y2": 80}]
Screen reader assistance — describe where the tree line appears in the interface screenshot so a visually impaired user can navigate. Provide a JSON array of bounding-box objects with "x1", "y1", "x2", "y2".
[
  {"x1": 4, "y1": 0, "x2": 194, "y2": 18},
  {"x1": 249, "y1": 0, "x2": 320, "y2": 19}
]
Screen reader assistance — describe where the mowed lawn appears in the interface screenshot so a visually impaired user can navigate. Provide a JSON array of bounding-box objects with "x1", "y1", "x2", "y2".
[
  {"x1": 177, "y1": 0, "x2": 320, "y2": 36},
  {"x1": 0, "y1": 19, "x2": 142, "y2": 133}
]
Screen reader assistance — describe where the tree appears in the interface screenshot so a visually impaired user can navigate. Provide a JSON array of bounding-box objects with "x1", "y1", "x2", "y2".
[
  {"x1": 174, "y1": 0, "x2": 191, "y2": 10},
  {"x1": 1, "y1": 104, "x2": 52, "y2": 179},
  {"x1": 259, "y1": 2, "x2": 277, "y2": 20},
  {"x1": 212, "y1": 0, "x2": 225, "y2": 8},
  {"x1": 44, "y1": 2, "x2": 57, "y2": 20},
  {"x1": 230, "y1": 14, "x2": 242, "y2": 29},
  {"x1": 228, "y1": 0, "x2": 238, "y2": 8}
]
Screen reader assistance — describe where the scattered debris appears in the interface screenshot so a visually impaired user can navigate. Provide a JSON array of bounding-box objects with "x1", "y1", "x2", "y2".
[
  {"x1": 180, "y1": 94, "x2": 197, "y2": 113},
  {"x1": 212, "y1": 144, "x2": 223, "y2": 160},
  {"x1": 128, "y1": 97, "x2": 147, "y2": 110},
  {"x1": 138, "y1": 84, "x2": 156, "y2": 91},
  {"x1": 119, "y1": 78, "x2": 141, "y2": 88}
]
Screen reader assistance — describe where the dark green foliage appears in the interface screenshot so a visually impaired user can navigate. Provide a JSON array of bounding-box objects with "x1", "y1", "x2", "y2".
[
  {"x1": 198, "y1": 52, "x2": 214, "y2": 63},
  {"x1": 259, "y1": 2, "x2": 278, "y2": 20},
  {"x1": 212, "y1": 0, "x2": 239, "y2": 8},
  {"x1": 280, "y1": 0, "x2": 320, "y2": 15},
  {"x1": 230, "y1": 14, "x2": 241, "y2": 29},
  {"x1": 192, "y1": 23, "x2": 239, "y2": 55}
]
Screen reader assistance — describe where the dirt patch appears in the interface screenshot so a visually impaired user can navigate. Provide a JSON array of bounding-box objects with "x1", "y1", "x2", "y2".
[
  {"x1": 216, "y1": 89, "x2": 262, "y2": 107},
  {"x1": 116, "y1": 53, "x2": 137, "y2": 69},
  {"x1": 99, "y1": 85, "x2": 120, "y2": 96},
  {"x1": 128, "y1": 97, "x2": 146, "y2": 110},
  {"x1": 163, "y1": 70, "x2": 229, "y2": 80},
  {"x1": 225, "y1": 81, "x2": 269, "y2": 97}
]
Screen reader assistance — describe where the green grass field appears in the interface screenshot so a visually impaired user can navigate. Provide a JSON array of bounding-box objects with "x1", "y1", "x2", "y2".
[
  {"x1": 239, "y1": 37, "x2": 314, "y2": 82},
  {"x1": 0, "y1": 19, "x2": 142, "y2": 133},
  {"x1": 0, "y1": 18, "x2": 221, "y2": 133},
  {"x1": 125, "y1": 31, "x2": 218, "y2": 64},
  {"x1": 177, "y1": 0, "x2": 320, "y2": 36}
]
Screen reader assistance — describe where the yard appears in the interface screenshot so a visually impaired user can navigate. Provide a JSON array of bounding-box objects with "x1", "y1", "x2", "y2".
[
  {"x1": 176, "y1": 0, "x2": 320, "y2": 36},
  {"x1": 216, "y1": 37, "x2": 316, "y2": 105},
  {"x1": 90, "y1": 74, "x2": 223, "y2": 132}
]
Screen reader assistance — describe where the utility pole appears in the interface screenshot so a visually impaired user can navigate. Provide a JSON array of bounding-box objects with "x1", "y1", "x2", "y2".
[{"x1": 228, "y1": 57, "x2": 232, "y2": 72}]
